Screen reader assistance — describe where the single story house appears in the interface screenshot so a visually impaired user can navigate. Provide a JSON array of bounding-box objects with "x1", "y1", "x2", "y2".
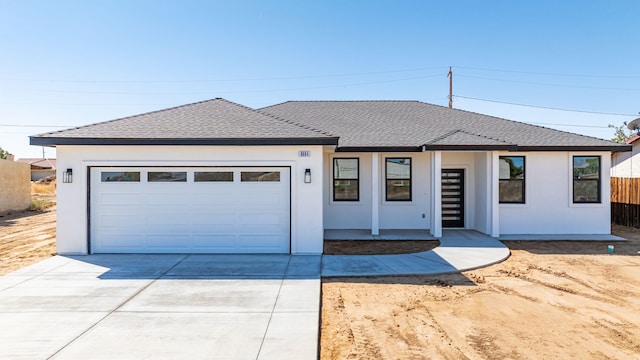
[
  {"x1": 31, "y1": 98, "x2": 630, "y2": 255},
  {"x1": 611, "y1": 133, "x2": 640, "y2": 178},
  {"x1": 16, "y1": 158, "x2": 56, "y2": 181}
]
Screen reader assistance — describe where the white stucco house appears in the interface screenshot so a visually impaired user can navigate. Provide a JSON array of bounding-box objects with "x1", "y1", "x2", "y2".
[
  {"x1": 611, "y1": 134, "x2": 640, "y2": 177},
  {"x1": 31, "y1": 98, "x2": 630, "y2": 255}
]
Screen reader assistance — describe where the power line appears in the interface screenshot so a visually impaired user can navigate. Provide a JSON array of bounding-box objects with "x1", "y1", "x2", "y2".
[
  {"x1": 455, "y1": 65, "x2": 640, "y2": 79},
  {"x1": 455, "y1": 95, "x2": 637, "y2": 117},
  {"x1": 0, "y1": 74, "x2": 445, "y2": 95},
  {"x1": 0, "y1": 66, "x2": 448, "y2": 83},
  {"x1": 457, "y1": 74, "x2": 640, "y2": 91},
  {"x1": 526, "y1": 122, "x2": 610, "y2": 129},
  {"x1": 0, "y1": 124, "x2": 74, "y2": 127}
]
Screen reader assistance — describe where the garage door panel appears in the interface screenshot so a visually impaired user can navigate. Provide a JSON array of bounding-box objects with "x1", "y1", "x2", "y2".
[
  {"x1": 99, "y1": 236, "x2": 146, "y2": 248},
  {"x1": 145, "y1": 235, "x2": 190, "y2": 248},
  {"x1": 192, "y1": 235, "x2": 237, "y2": 249},
  {"x1": 237, "y1": 191, "x2": 283, "y2": 206},
  {"x1": 190, "y1": 213, "x2": 236, "y2": 224},
  {"x1": 91, "y1": 167, "x2": 290, "y2": 254},
  {"x1": 145, "y1": 193, "x2": 192, "y2": 206},
  {"x1": 238, "y1": 213, "x2": 283, "y2": 226},
  {"x1": 99, "y1": 214, "x2": 145, "y2": 228},
  {"x1": 100, "y1": 193, "x2": 145, "y2": 205},
  {"x1": 237, "y1": 235, "x2": 282, "y2": 248}
]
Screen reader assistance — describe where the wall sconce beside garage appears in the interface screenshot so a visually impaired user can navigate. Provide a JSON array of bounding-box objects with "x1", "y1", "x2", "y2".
[
  {"x1": 63, "y1": 168, "x2": 73, "y2": 183},
  {"x1": 304, "y1": 168, "x2": 311, "y2": 183}
]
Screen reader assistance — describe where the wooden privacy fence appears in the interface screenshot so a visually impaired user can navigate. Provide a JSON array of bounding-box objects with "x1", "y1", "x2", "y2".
[{"x1": 611, "y1": 177, "x2": 640, "y2": 227}]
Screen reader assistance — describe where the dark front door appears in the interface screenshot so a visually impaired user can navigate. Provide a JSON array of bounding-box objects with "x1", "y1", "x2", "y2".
[{"x1": 442, "y1": 169, "x2": 464, "y2": 228}]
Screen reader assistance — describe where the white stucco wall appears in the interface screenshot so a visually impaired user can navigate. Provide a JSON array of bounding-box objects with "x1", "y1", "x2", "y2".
[
  {"x1": 499, "y1": 151, "x2": 611, "y2": 234},
  {"x1": 611, "y1": 142, "x2": 640, "y2": 177},
  {"x1": 56, "y1": 145, "x2": 325, "y2": 255},
  {"x1": 323, "y1": 151, "x2": 431, "y2": 230}
]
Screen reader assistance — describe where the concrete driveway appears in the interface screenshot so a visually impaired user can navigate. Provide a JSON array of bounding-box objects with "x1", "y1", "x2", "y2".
[{"x1": 0, "y1": 254, "x2": 321, "y2": 360}]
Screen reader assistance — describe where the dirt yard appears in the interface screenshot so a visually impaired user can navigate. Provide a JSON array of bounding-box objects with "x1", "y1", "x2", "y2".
[
  {"x1": 321, "y1": 227, "x2": 640, "y2": 359},
  {"x1": 0, "y1": 182, "x2": 56, "y2": 275}
]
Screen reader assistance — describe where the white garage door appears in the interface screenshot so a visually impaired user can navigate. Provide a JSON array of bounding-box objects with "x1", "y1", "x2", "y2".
[{"x1": 90, "y1": 167, "x2": 290, "y2": 254}]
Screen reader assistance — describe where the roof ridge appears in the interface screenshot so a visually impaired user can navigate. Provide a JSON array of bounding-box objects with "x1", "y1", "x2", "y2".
[
  {"x1": 256, "y1": 107, "x2": 338, "y2": 138},
  {"x1": 260, "y1": 100, "x2": 422, "y2": 109},
  {"x1": 35, "y1": 98, "x2": 225, "y2": 137},
  {"x1": 426, "y1": 129, "x2": 462, "y2": 144},
  {"x1": 456, "y1": 129, "x2": 513, "y2": 144}
]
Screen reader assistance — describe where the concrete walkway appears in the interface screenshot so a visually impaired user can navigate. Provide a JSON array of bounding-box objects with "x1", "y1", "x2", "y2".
[
  {"x1": 322, "y1": 230, "x2": 510, "y2": 277},
  {"x1": 0, "y1": 230, "x2": 509, "y2": 359},
  {"x1": 0, "y1": 254, "x2": 321, "y2": 360}
]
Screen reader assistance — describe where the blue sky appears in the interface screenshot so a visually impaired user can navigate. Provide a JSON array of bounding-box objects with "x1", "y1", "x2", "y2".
[{"x1": 1, "y1": 1, "x2": 638, "y2": 158}]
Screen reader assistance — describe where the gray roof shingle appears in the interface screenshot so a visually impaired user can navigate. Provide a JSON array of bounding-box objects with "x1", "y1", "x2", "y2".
[
  {"x1": 31, "y1": 98, "x2": 629, "y2": 152},
  {"x1": 31, "y1": 98, "x2": 338, "y2": 146},
  {"x1": 260, "y1": 100, "x2": 628, "y2": 151}
]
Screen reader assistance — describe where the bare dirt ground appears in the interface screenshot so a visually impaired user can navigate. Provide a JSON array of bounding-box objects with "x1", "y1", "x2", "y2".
[
  {"x1": 2, "y1": 189, "x2": 640, "y2": 359},
  {"x1": 0, "y1": 183, "x2": 56, "y2": 275},
  {"x1": 321, "y1": 226, "x2": 640, "y2": 359}
]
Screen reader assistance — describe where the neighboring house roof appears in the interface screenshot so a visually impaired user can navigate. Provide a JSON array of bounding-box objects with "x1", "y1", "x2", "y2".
[
  {"x1": 30, "y1": 98, "x2": 629, "y2": 152},
  {"x1": 626, "y1": 134, "x2": 640, "y2": 145},
  {"x1": 16, "y1": 158, "x2": 56, "y2": 170},
  {"x1": 261, "y1": 101, "x2": 629, "y2": 152},
  {"x1": 31, "y1": 98, "x2": 338, "y2": 146}
]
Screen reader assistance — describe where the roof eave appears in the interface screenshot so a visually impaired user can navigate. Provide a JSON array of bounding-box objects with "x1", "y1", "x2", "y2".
[
  {"x1": 30, "y1": 136, "x2": 340, "y2": 147},
  {"x1": 335, "y1": 146, "x2": 423, "y2": 152},
  {"x1": 515, "y1": 145, "x2": 631, "y2": 153}
]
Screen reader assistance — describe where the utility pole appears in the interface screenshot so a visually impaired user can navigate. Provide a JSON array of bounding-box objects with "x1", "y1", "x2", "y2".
[{"x1": 448, "y1": 66, "x2": 453, "y2": 109}]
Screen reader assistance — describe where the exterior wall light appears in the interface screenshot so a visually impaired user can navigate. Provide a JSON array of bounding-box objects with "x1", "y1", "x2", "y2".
[
  {"x1": 304, "y1": 168, "x2": 311, "y2": 183},
  {"x1": 63, "y1": 168, "x2": 73, "y2": 183}
]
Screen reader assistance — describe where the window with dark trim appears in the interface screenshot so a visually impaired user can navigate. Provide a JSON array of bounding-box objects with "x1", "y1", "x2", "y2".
[
  {"x1": 194, "y1": 172, "x2": 234, "y2": 182},
  {"x1": 499, "y1": 156, "x2": 525, "y2": 203},
  {"x1": 573, "y1": 156, "x2": 601, "y2": 203},
  {"x1": 148, "y1": 172, "x2": 187, "y2": 182},
  {"x1": 385, "y1": 158, "x2": 411, "y2": 201},
  {"x1": 241, "y1": 171, "x2": 280, "y2": 182},
  {"x1": 101, "y1": 172, "x2": 140, "y2": 182},
  {"x1": 333, "y1": 158, "x2": 359, "y2": 201}
]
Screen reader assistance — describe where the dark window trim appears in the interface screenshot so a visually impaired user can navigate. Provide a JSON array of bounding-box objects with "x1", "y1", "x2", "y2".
[
  {"x1": 572, "y1": 155, "x2": 602, "y2": 204},
  {"x1": 333, "y1": 158, "x2": 359, "y2": 202},
  {"x1": 385, "y1": 157, "x2": 412, "y2": 202},
  {"x1": 499, "y1": 156, "x2": 526, "y2": 204}
]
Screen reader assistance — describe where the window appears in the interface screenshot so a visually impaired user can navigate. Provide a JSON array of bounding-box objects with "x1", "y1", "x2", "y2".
[
  {"x1": 241, "y1": 171, "x2": 280, "y2": 182},
  {"x1": 385, "y1": 158, "x2": 411, "y2": 201},
  {"x1": 101, "y1": 172, "x2": 140, "y2": 182},
  {"x1": 573, "y1": 156, "x2": 601, "y2": 203},
  {"x1": 195, "y1": 172, "x2": 233, "y2": 182},
  {"x1": 148, "y1": 172, "x2": 187, "y2": 182},
  {"x1": 333, "y1": 158, "x2": 359, "y2": 201},
  {"x1": 499, "y1": 156, "x2": 525, "y2": 203}
]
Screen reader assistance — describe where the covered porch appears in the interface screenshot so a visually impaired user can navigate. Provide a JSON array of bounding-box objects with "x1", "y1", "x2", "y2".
[{"x1": 323, "y1": 150, "x2": 502, "y2": 240}]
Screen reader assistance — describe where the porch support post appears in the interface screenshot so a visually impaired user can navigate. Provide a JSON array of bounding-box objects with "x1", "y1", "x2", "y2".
[
  {"x1": 489, "y1": 151, "x2": 500, "y2": 237},
  {"x1": 430, "y1": 151, "x2": 442, "y2": 238},
  {"x1": 371, "y1": 152, "x2": 380, "y2": 235}
]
